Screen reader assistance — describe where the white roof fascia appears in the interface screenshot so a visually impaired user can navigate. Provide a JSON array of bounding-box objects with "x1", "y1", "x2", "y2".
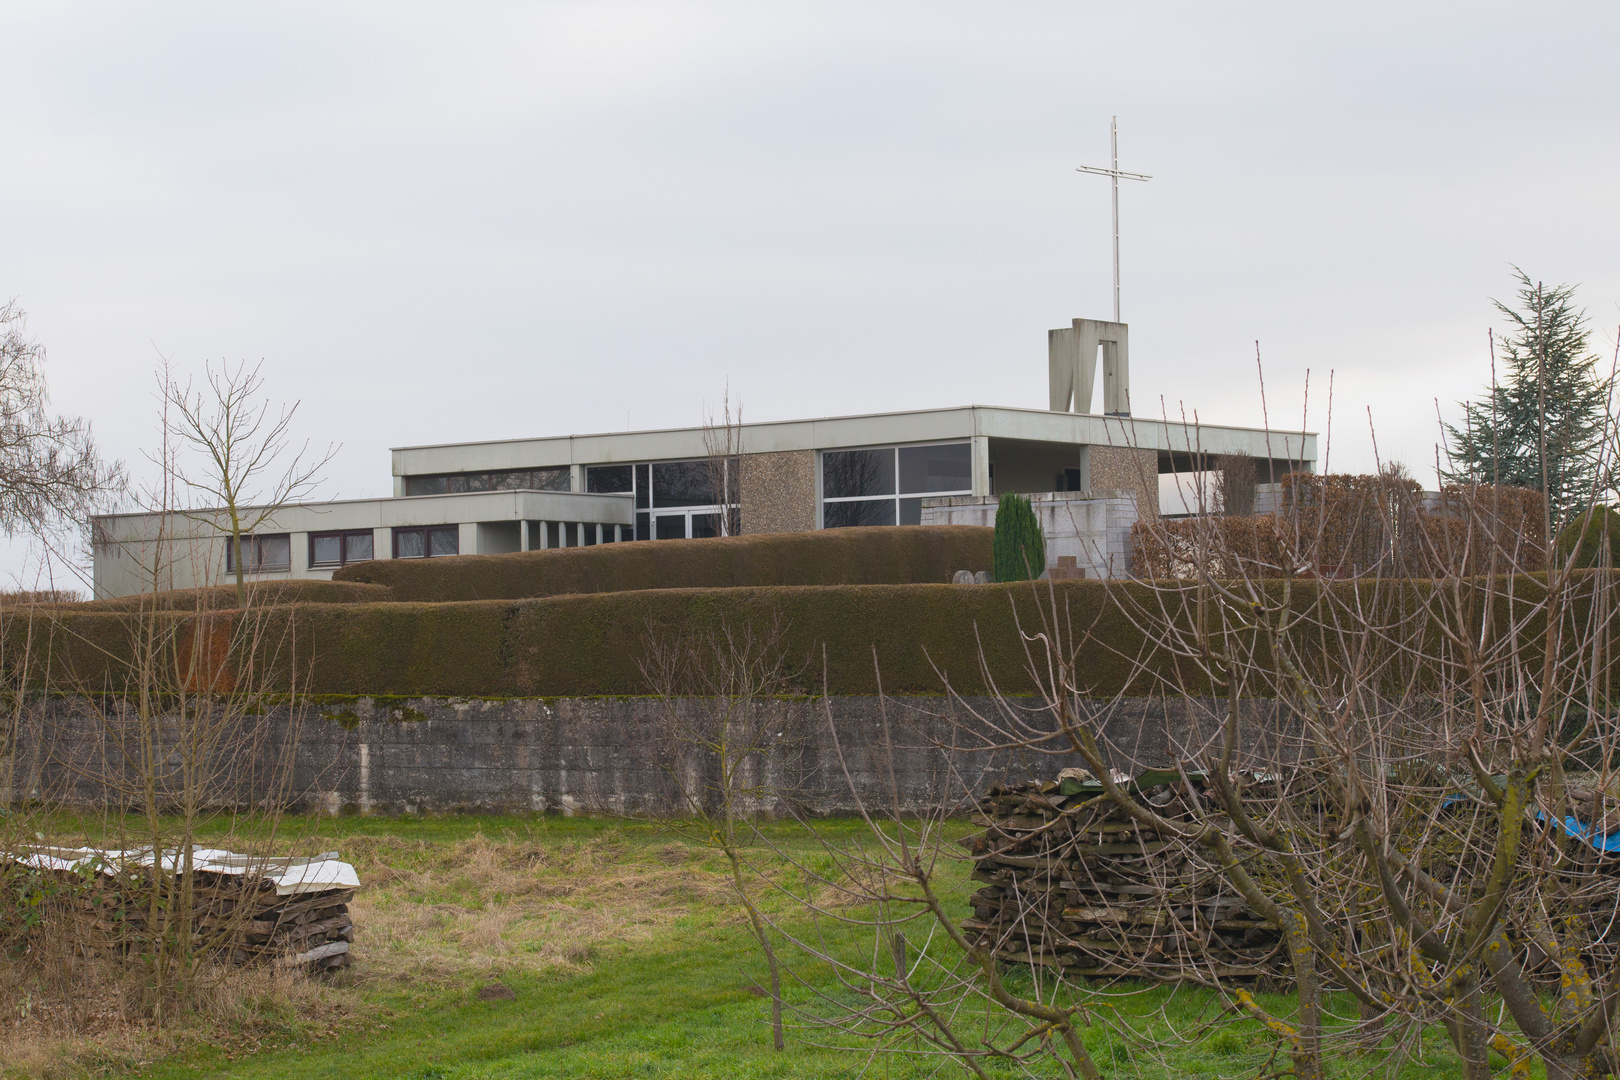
[
  {"x1": 391, "y1": 406, "x2": 1316, "y2": 477},
  {"x1": 92, "y1": 490, "x2": 634, "y2": 537}
]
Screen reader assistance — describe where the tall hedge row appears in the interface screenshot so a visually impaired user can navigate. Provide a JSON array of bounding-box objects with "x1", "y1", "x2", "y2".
[
  {"x1": 8, "y1": 574, "x2": 1596, "y2": 701},
  {"x1": 330, "y1": 526, "x2": 993, "y2": 602}
]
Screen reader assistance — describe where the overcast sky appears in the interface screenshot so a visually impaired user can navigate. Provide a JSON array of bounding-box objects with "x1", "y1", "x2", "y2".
[{"x1": 4, "y1": 2, "x2": 1619, "y2": 584}]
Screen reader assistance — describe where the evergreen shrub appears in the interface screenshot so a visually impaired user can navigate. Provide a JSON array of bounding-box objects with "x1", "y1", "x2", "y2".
[{"x1": 992, "y1": 494, "x2": 1045, "y2": 582}]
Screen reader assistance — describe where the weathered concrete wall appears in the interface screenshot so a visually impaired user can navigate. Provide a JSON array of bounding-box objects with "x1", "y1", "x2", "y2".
[
  {"x1": 3, "y1": 695, "x2": 1315, "y2": 817},
  {"x1": 740, "y1": 450, "x2": 818, "y2": 534}
]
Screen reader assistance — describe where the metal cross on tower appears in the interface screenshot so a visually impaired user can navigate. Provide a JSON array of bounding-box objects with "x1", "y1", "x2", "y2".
[{"x1": 1077, "y1": 116, "x2": 1151, "y2": 322}]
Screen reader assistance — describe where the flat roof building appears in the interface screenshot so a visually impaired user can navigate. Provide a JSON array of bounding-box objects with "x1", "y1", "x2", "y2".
[{"x1": 91, "y1": 318, "x2": 1316, "y2": 598}]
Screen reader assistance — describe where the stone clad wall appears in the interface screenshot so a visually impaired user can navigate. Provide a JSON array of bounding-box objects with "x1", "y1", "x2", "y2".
[
  {"x1": 739, "y1": 450, "x2": 817, "y2": 534},
  {"x1": 1089, "y1": 446, "x2": 1160, "y2": 520},
  {"x1": 6, "y1": 695, "x2": 1300, "y2": 817}
]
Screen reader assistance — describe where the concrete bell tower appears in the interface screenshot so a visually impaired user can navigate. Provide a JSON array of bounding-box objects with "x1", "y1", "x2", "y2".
[{"x1": 1048, "y1": 318, "x2": 1129, "y2": 416}]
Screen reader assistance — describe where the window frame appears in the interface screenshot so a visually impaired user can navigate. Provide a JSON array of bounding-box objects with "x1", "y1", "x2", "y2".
[
  {"x1": 391, "y1": 525, "x2": 460, "y2": 559},
  {"x1": 308, "y1": 529, "x2": 376, "y2": 568},
  {"x1": 223, "y1": 532, "x2": 293, "y2": 573}
]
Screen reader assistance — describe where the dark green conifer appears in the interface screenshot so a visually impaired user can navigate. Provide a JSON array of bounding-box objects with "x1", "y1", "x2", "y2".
[
  {"x1": 1445, "y1": 269, "x2": 1613, "y2": 526},
  {"x1": 993, "y1": 493, "x2": 1045, "y2": 582}
]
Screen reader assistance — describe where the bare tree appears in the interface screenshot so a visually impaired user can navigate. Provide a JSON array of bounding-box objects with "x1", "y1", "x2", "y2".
[
  {"x1": 638, "y1": 615, "x2": 804, "y2": 1050},
  {"x1": 751, "y1": 442, "x2": 1620, "y2": 1079},
  {"x1": 164, "y1": 360, "x2": 335, "y2": 606},
  {"x1": 701, "y1": 386, "x2": 742, "y2": 537},
  {"x1": 0, "y1": 302, "x2": 123, "y2": 549}
]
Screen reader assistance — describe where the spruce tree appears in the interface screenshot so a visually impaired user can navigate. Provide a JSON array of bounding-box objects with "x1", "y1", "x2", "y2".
[
  {"x1": 1445, "y1": 268, "x2": 1613, "y2": 526},
  {"x1": 993, "y1": 493, "x2": 1046, "y2": 582}
]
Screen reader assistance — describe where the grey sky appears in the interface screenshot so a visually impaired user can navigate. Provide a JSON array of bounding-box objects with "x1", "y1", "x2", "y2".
[{"x1": 4, "y1": 2, "x2": 1618, "y2": 580}]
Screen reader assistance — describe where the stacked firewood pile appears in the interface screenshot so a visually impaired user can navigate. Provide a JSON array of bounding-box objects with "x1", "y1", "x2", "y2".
[
  {"x1": 8, "y1": 847, "x2": 360, "y2": 974},
  {"x1": 960, "y1": 771, "x2": 1287, "y2": 981}
]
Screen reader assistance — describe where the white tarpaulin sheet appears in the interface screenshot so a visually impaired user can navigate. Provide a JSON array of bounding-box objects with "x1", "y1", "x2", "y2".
[{"x1": 9, "y1": 846, "x2": 360, "y2": 895}]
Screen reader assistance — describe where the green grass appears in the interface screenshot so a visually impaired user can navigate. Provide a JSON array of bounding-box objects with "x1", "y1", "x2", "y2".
[{"x1": 5, "y1": 813, "x2": 1500, "y2": 1079}]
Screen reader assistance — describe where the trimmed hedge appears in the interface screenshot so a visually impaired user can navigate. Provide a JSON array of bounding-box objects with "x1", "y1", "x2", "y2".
[
  {"x1": 1557, "y1": 507, "x2": 1620, "y2": 568},
  {"x1": 70, "y1": 580, "x2": 391, "y2": 612},
  {"x1": 12, "y1": 573, "x2": 1601, "y2": 701},
  {"x1": 331, "y1": 526, "x2": 994, "y2": 602}
]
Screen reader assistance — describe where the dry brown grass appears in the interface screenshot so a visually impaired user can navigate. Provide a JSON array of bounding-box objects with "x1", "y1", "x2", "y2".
[
  {"x1": 339, "y1": 828, "x2": 734, "y2": 983},
  {"x1": 0, "y1": 824, "x2": 746, "y2": 1077}
]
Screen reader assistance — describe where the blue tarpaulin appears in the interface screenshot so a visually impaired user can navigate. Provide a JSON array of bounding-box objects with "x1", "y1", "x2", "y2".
[{"x1": 1545, "y1": 811, "x2": 1620, "y2": 853}]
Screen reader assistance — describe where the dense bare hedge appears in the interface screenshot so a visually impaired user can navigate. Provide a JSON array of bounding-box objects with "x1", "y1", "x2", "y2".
[
  {"x1": 11, "y1": 573, "x2": 1598, "y2": 701},
  {"x1": 1134, "y1": 478, "x2": 1548, "y2": 579},
  {"x1": 331, "y1": 526, "x2": 993, "y2": 602}
]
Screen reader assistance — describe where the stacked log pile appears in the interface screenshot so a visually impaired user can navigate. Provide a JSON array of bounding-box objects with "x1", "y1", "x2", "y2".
[
  {"x1": 7, "y1": 849, "x2": 358, "y2": 973},
  {"x1": 960, "y1": 772, "x2": 1287, "y2": 981}
]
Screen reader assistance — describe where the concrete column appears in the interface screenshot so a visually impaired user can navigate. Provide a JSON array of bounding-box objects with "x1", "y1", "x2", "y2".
[
  {"x1": 373, "y1": 528, "x2": 391, "y2": 560},
  {"x1": 520, "y1": 520, "x2": 530, "y2": 552},
  {"x1": 569, "y1": 464, "x2": 585, "y2": 493},
  {"x1": 290, "y1": 532, "x2": 309, "y2": 578},
  {"x1": 458, "y1": 522, "x2": 477, "y2": 557},
  {"x1": 1078, "y1": 445, "x2": 1092, "y2": 492},
  {"x1": 971, "y1": 436, "x2": 991, "y2": 497}
]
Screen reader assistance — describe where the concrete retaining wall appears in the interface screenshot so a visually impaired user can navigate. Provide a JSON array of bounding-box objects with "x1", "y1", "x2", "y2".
[{"x1": 0, "y1": 694, "x2": 1324, "y2": 817}]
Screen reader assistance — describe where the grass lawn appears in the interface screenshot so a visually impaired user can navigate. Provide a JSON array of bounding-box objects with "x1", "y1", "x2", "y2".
[{"x1": 4, "y1": 814, "x2": 1493, "y2": 1079}]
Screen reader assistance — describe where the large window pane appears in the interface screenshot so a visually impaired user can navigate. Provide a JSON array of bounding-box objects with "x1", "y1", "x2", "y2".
[
  {"x1": 311, "y1": 534, "x2": 342, "y2": 566},
  {"x1": 587, "y1": 465, "x2": 633, "y2": 493},
  {"x1": 394, "y1": 529, "x2": 425, "y2": 558},
  {"x1": 822, "y1": 449, "x2": 894, "y2": 498},
  {"x1": 346, "y1": 532, "x2": 374, "y2": 562},
  {"x1": 690, "y1": 513, "x2": 720, "y2": 539},
  {"x1": 823, "y1": 500, "x2": 896, "y2": 528},
  {"x1": 899, "y1": 443, "x2": 972, "y2": 494},
  {"x1": 652, "y1": 461, "x2": 716, "y2": 507},
  {"x1": 655, "y1": 514, "x2": 687, "y2": 539}
]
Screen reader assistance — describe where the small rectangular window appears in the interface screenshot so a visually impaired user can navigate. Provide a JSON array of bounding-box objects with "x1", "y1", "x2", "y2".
[
  {"x1": 823, "y1": 449, "x2": 895, "y2": 498},
  {"x1": 635, "y1": 512, "x2": 650, "y2": 540},
  {"x1": 899, "y1": 498, "x2": 925, "y2": 526},
  {"x1": 311, "y1": 534, "x2": 341, "y2": 566},
  {"x1": 655, "y1": 515, "x2": 687, "y2": 539},
  {"x1": 428, "y1": 526, "x2": 458, "y2": 557},
  {"x1": 690, "y1": 513, "x2": 720, "y2": 539},
  {"x1": 225, "y1": 533, "x2": 292, "y2": 572},
  {"x1": 310, "y1": 530, "x2": 376, "y2": 567}
]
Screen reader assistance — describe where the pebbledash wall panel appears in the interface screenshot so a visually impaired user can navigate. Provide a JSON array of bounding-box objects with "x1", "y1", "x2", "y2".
[{"x1": 4, "y1": 695, "x2": 1313, "y2": 816}]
